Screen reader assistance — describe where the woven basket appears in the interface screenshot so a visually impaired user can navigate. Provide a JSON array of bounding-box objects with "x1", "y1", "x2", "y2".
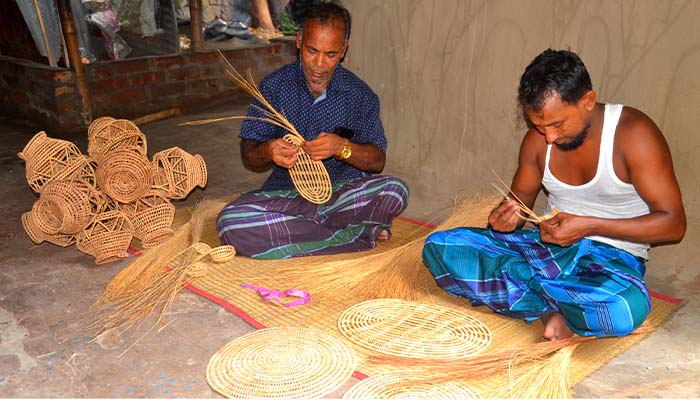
[
  {"x1": 31, "y1": 179, "x2": 103, "y2": 235},
  {"x1": 151, "y1": 146, "x2": 207, "y2": 200},
  {"x1": 87, "y1": 118, "x2": 147, "y2": 162},
  {"x1": 21, "y1": 212, "x2": 76, "y2": 247},
  {"x1": 76, "y1": 210, "x2": 134, "y2": 264},
  {"x1": 337, "y1": 299, "x2": 492, "y2": 359},
  {"x1": 120, "y1": 190, "x2": 175, "y2": 248},
  {"x1": 206, "y1": 327, "x2": 357, "y2": 399},
  {"x1": 95, "y1": 146, "x2": 153, "y2": 203},
  {"x1": 284, "y1": 134, "x2": 332, "y2": 204},
  {"x1": 343, "y1": 371, "x2": 481, "y2": 399},
  {"x1": 18, "y1": 131, "x2": 89, "y2": 193}
]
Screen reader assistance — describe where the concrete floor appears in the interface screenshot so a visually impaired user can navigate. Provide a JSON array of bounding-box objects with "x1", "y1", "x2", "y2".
[{"x1": 0, "y1": 102, "x2": 698, "y2": 398}]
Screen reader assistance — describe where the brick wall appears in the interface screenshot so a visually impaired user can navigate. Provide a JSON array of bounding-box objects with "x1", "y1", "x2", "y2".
[{"x1": 0, "y1": 40, "x2": 297, "y2": 132}]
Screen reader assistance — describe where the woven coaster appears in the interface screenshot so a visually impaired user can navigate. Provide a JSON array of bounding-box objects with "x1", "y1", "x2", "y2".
[
  {"x1": 343, "y1": 371, "x2": 480, "y2": 399},
  {"x1": 206, "y1": 327, "x2": 357, "y2": 399},
  {"x1": 338, "y1": 299, "x2": 492, "y2": 359}
]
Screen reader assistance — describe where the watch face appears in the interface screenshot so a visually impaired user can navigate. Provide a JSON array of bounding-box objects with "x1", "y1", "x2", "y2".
[{"x1": 341, "y1": 143, "x2": 352, "y2": 159}]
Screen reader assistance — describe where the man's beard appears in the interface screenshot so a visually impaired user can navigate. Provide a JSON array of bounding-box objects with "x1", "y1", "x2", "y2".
[{"x1": 556, "y1": 122, "x2": 590, "y2": 151}]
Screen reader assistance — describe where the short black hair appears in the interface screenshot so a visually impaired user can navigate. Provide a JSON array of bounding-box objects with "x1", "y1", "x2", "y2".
[
  {"x1": 518, "y1": 49, "x2": 592, "y2": 112},
  {"x1": 299, "y1": 0, "x2": 351, "y2": 43}
]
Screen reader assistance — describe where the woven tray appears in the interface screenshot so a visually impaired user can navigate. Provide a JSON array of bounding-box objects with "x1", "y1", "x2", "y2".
[
  {"x1": 206, "y1": 327, "x2": 357, "y2": 399},
  {"x1": 337, "y1": 299, "x2": 492, "y2": 359},
  {"x1": 284, "y1": 134, "x2": 332, "y2": 204},
  {"x1": 343, "y1": 370, "x2": 480, "y2": 399}
]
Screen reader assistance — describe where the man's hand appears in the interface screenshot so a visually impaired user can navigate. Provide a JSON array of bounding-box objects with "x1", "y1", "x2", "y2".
[
  {"x1": 538, "y1": 212, "x2": 591, "y2": 246},
  {"x1": 488, "y1": 198, "x2": 522, "y2": 232},
  {"x1": 267, "y1": 138, "x2": 299, "y2": 168},
  {"x1": 302, "y1": 132, "x2": 344, "y2": 161}
]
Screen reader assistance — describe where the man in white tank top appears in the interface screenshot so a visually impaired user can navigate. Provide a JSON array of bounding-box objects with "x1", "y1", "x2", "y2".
[{"x1": 423, "y1": 49, "x2": 686, "y2": 341}]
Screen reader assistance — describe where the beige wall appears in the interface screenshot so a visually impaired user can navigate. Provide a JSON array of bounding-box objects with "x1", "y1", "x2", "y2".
[{"x1": 342, "y1": 0, "x2": 699, "y2": 282}]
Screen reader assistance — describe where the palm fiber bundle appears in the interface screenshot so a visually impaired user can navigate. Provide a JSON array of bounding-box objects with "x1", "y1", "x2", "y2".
[{"x1": 90, "y1": 198, "x2": 226, "y2": 340}]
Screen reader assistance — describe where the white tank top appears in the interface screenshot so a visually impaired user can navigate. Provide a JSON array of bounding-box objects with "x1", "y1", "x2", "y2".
[{"x1": 542, "y1": 103, "x2": 650, "y2": 259}]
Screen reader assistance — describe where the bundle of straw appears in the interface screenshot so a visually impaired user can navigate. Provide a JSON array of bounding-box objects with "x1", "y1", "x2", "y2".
[
  {"x1": 90, "y1": 198, "x2": 226, "y2": 341},
  {"x1": 367, "y1": 322, "x2": 653, "y2": 398},
  {"x1": 279, "y1": 194, "x2": 502, "y2": 303}
]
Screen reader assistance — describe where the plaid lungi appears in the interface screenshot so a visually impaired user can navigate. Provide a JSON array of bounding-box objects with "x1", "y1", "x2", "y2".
[
  {"x1": 422, "y1": 227, "x2": 651, "y2": 337},
  {"x1": 217, "y1": 176, "x2": 409, "y2": 259}
]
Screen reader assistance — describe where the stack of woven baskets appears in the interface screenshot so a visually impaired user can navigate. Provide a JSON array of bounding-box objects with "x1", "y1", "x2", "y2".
[{"x1": 19, "y1": 116, "x2": 208, "y2": 265}]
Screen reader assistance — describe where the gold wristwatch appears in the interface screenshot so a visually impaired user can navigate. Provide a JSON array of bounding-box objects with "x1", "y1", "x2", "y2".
[{"x1": 339, "y1": 139, "x2": 352, "y2": 160}]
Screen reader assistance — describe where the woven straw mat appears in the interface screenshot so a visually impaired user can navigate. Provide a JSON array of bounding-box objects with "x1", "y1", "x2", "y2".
[
  {"x1": 206, "y1": 327, "x2": 357, "y2": 399},
  {"x1": 130, "y1": 197, "x2": 684, "y2": 396},
  {"x1": 342, "y1": 370, "x2": 479, "y2": 399}
]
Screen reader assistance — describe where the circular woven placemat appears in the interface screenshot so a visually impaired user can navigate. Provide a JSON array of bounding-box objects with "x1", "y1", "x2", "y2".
[
  {"x1": 337, "y1": 299, "x2": 491, "y2": 359},
  {"x1": 343, "y1": 371, "x2": 480, "y2": 399},
  {"x1": 206, "y1": 327, "x2": 357, "y2": 399}
]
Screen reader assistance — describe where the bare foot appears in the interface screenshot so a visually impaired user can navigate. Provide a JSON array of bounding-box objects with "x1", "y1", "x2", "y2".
[
  {"x1": 377, "y1": 229, "x2": 389, "y2": 241},
  {"x1": 542, "y1": 312, "x2": 574, "y2": 341}
]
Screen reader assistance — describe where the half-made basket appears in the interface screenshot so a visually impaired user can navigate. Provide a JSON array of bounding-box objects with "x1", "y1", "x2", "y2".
[{"x1": 283, "y1": 134, "x2": 332, "y2": 204}]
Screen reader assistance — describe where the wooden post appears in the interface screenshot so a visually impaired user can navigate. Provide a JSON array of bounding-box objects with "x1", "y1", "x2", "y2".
[
  {"x1": 32, "y1": 0, "x2": 56, "y2": 67},
  {"x1": 189, "y1": 0, "x2": 205, "y2": 53},
  {"x1": 57, "y1": 0, "x2": 92, "y2": 124}
]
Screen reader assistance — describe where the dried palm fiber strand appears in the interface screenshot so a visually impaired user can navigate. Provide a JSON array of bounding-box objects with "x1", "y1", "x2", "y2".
[
  {"x1": 31, "y1": 179, "x2": 104, "y2": 235},
  {"x1": 490, "y1": 169, "x2": 558, "y2": 224},
  {"x1": 18, "y1": 131, "x2": 95, "y2": 193},
  {"x1": 119, "y1": 189, "x2": 175, "y2": 249},
  {"x1": 368, "y1": 322, "x2": 654, "y2": 391},
  {"x1": 151, "y1": 146, "x2": 207, "y2": 200},
  {"x1": 95, "y1": 146, "x2": 153, "y2": 203},
  {"x1": 278, "y1": 194, "x2": 502, "y2": 304},
  {"x1": 206, "y1": 327, "x2": 357, "y2": 399},
  {"x1": 87, "y1": 118, "x2": 147, "y2": 162},
  {"x1": 76, "y1": 209, "x2": 134, "y2": 265},
  {"x1": 182, "y1": 51, "x2": 332, "y2": 204},
  {"x1": 22, "y1": 212, "x2": 76, "y2": 247},
  {"x1": 338, "y1": 299, "x2": 491, "y2": 359},
  {"x1": 342, "y1": 370, "x2": 480, "y2": 399},
  {"x1": 91, "y1": 199, "x2": 226, "y2": 339}
]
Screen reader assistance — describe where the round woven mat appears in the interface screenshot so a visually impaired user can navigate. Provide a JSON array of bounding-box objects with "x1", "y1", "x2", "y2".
[
  {"x1": 206, "y1": 327, "x2": 357, "y2": 399},
  {"x1": 343, "y1": 371, "x2": 480, "y2": 399},
  {"x1": 337, "y1": 299, "x2": 491, "y2": 359}
]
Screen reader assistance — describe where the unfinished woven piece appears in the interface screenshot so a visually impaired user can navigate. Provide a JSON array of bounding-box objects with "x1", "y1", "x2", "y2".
[
  {"x1": 343, "y1": 371, "x2": 480, "y2": 399},
  {"x1": 96, "y1": 146, "x2": 153, "y2": 203},
  {"x1": 119, "y1": 190, "x2": 175, "y2": 248},
  {"x1": 18, "y1": 131, "x2": 91, "y2": 193},
  {"x1": 31, "y1": 179, "x2": 103, "y2": 235},
  {"x1": 206, "y1": 327, "x2": 357, "y2": 399},
  {"x1": 22, "y1": 212, "x2": 76, "y2": 247},
  {"x1": 76, "y1": 210, "x2": 134, "y2": 264},
  {"x1": 338, "y1": 299, "x2": 492, "y2": 359},
  {"x1": 87, "y1": 118, "x2": 147, "y2": 161},
  {"x1": 151, "y1": 146, "x2": 207, "y2": 200},
  {"x1": 283, "y1": 134, "x2": 332, "y2": 204}
]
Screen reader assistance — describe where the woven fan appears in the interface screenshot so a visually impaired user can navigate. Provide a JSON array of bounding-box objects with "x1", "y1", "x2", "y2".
[
  {"x1": 182, "y1": 52, "x2": 332, "y2": 204},
  {"x1": 206, "y1": 327, "x2": 356, "y2": 399},
  {"x1": 337, "y1": 299, "x2": 492, "y2": 359},
  {"x1": 343, "y1": 370, "x2": 481, "y2": 399}
]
